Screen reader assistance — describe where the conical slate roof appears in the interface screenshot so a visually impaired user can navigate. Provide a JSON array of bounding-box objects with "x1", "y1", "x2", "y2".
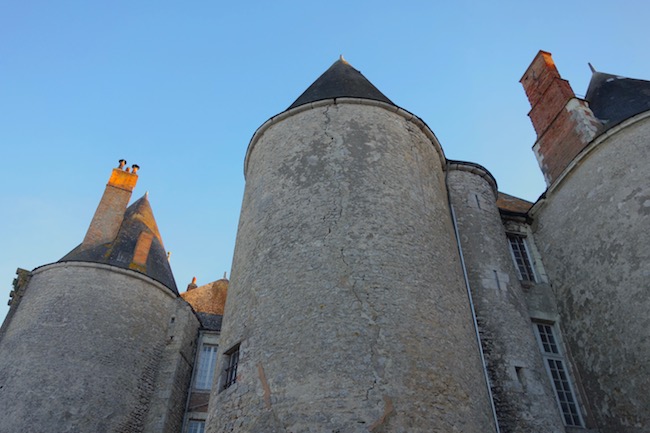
[
  {"x1": 288, "y1": 57, "x2": 394, "y2": 109},
  {"x1": 586, "y1": 71, "x2": 650, "y2": 130},
  {"x1": 60, "y1": 194, "x2": 178, "y2": 293}
]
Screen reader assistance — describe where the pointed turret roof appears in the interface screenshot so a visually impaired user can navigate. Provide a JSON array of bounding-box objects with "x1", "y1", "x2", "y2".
[
  {"x1": 60, "y1": 194, "x2": 178, "y2": 293},
  {"x1": 586, "y1": 70, "x2": 650, "y2": 130},
  {"x1": 288, "y1": 57, "x2": 394, "y2": 109}
]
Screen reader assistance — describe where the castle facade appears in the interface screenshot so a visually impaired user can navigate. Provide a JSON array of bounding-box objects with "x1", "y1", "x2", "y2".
[{"x1": 1, "y1": 51, "x2": 648, "y2": 432}]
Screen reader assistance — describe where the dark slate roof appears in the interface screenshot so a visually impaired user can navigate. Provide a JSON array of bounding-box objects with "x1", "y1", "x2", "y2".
[
  {"x1": 288, "y1": 58, "x2": 394, "y2": 109},
  {"x1": 586, "y1": 71, "x2": 650, "y2": 130},
  {"x1": 195, "y1": 312, "x2": 223, "y2": 331},
  {"x1": 60, "y1": 195, "x2": 178, "y2": 294}
]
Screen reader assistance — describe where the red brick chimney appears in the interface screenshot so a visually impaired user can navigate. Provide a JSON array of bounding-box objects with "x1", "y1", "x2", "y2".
[
  {"x1": 81, "y1": 160, "x2": 139, "y2": 249},
  {"x1": 521, "y1": 51, "x2": 601, "y2": 185}
]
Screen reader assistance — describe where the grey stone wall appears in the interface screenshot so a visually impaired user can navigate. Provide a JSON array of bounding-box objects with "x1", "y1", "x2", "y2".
[
  {"x1": 143, "y1": 298, "x2": 200, "y2": 433},
  {"x1": 532, "y1": 113, "x2": 650, "y2": 432},
  {"x1": 0, "y1": 268, "x2": 31, "y2": 342},
  {"x1": 0, "y1": 262, "x2": 183, "y2": 433},
  {"x1": 208, "y1": 100, "x2": 496, "y2": 432},
  {"x1": 447, "y1": 165, "x2": 566, "y2": 433}
]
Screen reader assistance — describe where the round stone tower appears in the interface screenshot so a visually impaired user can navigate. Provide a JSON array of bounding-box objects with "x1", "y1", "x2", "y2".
[
  {"x1": 0, "y1": 164, "x2": 191, "y2": 433},
  {"x1": 521, "y1": 52, "x2": 650, "y2": 431},
  {"x1": 446, "y1": 161, "x2": 566, "y2": 432},
  {"x1": 208, "y1": 59, "x2": 496, "y2": 432}
]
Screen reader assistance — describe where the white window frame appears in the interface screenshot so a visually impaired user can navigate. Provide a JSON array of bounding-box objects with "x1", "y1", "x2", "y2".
[
  {"x1": 190, "y1": 331, "x2": 219, "y2": 392},
  {"x1": 186, "y1": 418, "x2": 206, "y2": 433},
  {"x1": 193, "y1": 341, "x2": 219, "y2": 390},
  {"x1": 533, "y1": 321, "x2": 584, "y2": 427}
]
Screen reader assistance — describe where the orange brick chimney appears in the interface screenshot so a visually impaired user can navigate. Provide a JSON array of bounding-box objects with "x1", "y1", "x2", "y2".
[
  {"x1": 521, "y1": 51, "x2": 601, "y2": 186},
  {"x1": 81, "y1": 160, "x2": 139, "y2": 249}
]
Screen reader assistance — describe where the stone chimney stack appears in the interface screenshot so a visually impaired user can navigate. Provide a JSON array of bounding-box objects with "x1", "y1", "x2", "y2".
[
  {"x1": 81, "y1": 160, "x2": 138, "y2": 249},
  {"x1": 521, "y1": 51, "x2": 601, "y2": 185}
]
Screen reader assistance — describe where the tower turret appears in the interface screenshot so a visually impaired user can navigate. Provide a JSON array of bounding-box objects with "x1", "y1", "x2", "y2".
[
  {"x1": 207, "y1": 59, "x2": 496, "y2": 432},
  {"x1": 0, "y1": 162, "x2": 196, "y2": 433},
  {"x1": 523, "y1": 51, "x2": 650, "y2": 431},
  {"x1": 446, "y1": 161, "x2": 566, "y2": 431}
]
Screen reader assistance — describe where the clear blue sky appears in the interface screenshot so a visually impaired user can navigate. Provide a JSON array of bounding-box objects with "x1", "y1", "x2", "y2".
[{"x1": 1, "y1": 0, "x2": 649, "y2": 320}]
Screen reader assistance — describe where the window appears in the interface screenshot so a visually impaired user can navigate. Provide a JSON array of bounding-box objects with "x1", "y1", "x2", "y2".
[
  {"x1": 534, "y1": 322, "x2": 584, "y2": 427},
  {"x1": 507, "y1": 233, "x2": 537, "y2": 282},
  {"x1": 187, "y1": 420, "x2": 205, "y2": 433},
  {"x1": 194, "y1": 343, "x2": 218, "y2": 390},
  {"x1": 223, "y1": 344, "x2": 240, "y2": 390}
]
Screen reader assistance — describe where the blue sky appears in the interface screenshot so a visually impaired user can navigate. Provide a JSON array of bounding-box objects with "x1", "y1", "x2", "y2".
[{"x1": 1, "y1": 1, "x2": 649, "y2": 320}]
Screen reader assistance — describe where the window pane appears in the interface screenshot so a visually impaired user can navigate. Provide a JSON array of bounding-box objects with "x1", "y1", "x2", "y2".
[
  {"x1": 188, "y1": 420, "x2": 205, "y2": 433},
  {"x1": 534, "y1": 323, "x2": 583, "y2": 427},
  {"x1": 195, "y1": 344, "x2": 218, "y2": 390},
  {"x1": 536, "y1": 324, "x2": 559, "y2": 354},
  {"x1": 223, "y1": 344, "x2": 240, "y2": 390},
  {"x1": 507, "y1": 234, "x2": 536, "y2": 282}
]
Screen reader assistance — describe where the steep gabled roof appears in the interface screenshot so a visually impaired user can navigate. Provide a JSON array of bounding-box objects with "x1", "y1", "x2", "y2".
[
  {"x1": 60, "y1": 194, "x2": 178, "y2": 293},
  {"x1": 586, "y1": 71, "x2": 650, "y2": 130},
  {"x1": 288, "y1": 57, "x2": 394, "y2": 109}
]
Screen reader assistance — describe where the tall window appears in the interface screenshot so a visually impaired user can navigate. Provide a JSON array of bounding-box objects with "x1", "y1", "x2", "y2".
[
  {"x1": 507, "y1": 233, "x2": 536, "y2": 282},
  {"x1": 223, "y1": 344, "x2": 240, "y2": 390},
  {"x1": 194, "y1": 343, "x2": 218, "y2": 390},
  {"x1": 187, "y1": 420, "x2": 205, "y2": 433},
  {"x1": 534, "y1": 322, "x2": 584, "y2": 427}
]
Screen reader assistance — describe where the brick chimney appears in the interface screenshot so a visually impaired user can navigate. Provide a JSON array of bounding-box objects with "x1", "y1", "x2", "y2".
[
  {"x1": 521, "y1": 51, "x2": 601, "y2": 186},
  {"x1": 81, "y1": 160, "x2": 138, "y2": 249}
]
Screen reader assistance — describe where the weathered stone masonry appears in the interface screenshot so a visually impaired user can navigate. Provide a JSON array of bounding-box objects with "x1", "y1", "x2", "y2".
[{"x1": 2, "y1": 51, "x2": 650, "y2": 433}]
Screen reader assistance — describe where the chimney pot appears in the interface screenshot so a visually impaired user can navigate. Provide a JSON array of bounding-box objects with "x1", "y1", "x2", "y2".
[
  {"x1": 81, "y1": 162, "x2": 139, "y2": 249},
  {"x1": 186, "y1": 276, "x2": 198, "y2": 292}
]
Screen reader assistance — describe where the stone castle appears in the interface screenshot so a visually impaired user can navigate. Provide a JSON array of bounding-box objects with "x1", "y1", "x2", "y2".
[{"x1": 1, "y1": 50, "x2": 648, "y2": 432}]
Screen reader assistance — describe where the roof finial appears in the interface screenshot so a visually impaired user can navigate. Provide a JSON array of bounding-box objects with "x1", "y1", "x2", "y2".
[
  {"x1": 339, "y1": 54, "x2": 348, "y2": 65},
  {"x1": 588, "y1": 62, "x2": 597, "y2": 74}
]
